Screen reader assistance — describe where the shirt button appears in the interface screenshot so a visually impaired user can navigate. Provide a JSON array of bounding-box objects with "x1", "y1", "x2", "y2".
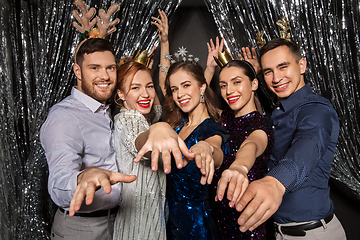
[
  {"x1": 276, "y1": 107, "x2": 280, "y2": 110},
  {"x1": 272, "y1": 125, "x2": 275, "y2": 129}
]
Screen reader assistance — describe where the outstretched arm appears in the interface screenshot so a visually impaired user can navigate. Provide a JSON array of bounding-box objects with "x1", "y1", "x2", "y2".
[
  {"x1": 215, "y1": 130, "x2": 268, "y2": 208},
  {"x1": 204, "y1": 36, "x2": 224, "y2": 84},
  {"x1": 151, "y1": 9, "x2": 169, "y2": 96}
]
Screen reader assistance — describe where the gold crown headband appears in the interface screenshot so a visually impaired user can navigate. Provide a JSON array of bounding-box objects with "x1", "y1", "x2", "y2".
[
  {"x1": 72, "y1": 0, "x2": 120, "y2": 63},
  {"x1": 256, "y1": 16, "x2": 291, "y2": 49},
  {"x1": 213, "y1": 48, "x2": 257, "y2": 77}
]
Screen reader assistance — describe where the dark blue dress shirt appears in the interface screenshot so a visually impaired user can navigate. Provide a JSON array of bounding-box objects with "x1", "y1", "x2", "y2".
[{"x1": 267, "y1": 84, "x2": 339, "y2": 224}]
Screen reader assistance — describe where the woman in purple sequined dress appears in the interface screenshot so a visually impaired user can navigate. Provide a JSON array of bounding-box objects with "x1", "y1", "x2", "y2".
[{"x1": 205, "y1": 38, "x2": 274, "y2": 239}]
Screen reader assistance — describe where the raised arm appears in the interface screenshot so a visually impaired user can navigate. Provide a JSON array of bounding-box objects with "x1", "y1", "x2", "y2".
[
  {"x1": 204, "y1": 36, "x2": 224, "y2": 84},
  {"x1": 215, "y1": 129, "x2": 268, "y2": 208},
  {"x1": 238, "y1": 47, "x2": 261, "y2": 75},
  {"x1": 151, "y1": 9, "x2": 170, "y2": 96}
]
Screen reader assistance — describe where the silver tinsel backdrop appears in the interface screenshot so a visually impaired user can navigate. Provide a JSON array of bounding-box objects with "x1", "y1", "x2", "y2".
[{"x1": 0, "y1": 0, "x2": 359, "y2": 239}]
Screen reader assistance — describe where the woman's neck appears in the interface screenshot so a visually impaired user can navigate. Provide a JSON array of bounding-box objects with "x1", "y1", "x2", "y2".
[{"x1": 187, "y1": 103, "x2": 209, "y2": 126}]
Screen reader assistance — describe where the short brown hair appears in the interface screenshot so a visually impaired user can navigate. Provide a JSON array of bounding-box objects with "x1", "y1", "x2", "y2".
[
  {"x1": 260, "y1": 38, "x2": 302, "y2": 63},
  {"x1": 76, "y1": 38, "x2": 115, "y2": 67}
]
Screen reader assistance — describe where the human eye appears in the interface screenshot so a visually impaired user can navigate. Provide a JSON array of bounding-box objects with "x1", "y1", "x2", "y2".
[
  {"x1": 131, "y1": 86, "x2": 139, "y2": 90},
  {"x1": 108, "y1": 66, "x2": 116, "y2": 71},
  {"x1": 171, "y1": 87, "x2": 177, "y2": 92},
  {"x1": 263, "y1": 70, "x2": 272, "y2": 76},
  {"x1": 234, "y1": 80, "x2": 241, "y2": 84},
  {"x1": 147, "y1": 84, "x2": 154, "y2": 89},
  {"x1": 219, "y1": 84, "x2": 226, "y2": 89}
]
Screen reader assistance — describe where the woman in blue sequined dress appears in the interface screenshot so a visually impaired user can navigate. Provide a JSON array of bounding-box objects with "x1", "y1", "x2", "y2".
[
  {"x1": 205, "y1": 39, "x2": 274, "y2": 239},
  {"x1": 161, "y1": 61, "x2": 227, "y2": 240}
]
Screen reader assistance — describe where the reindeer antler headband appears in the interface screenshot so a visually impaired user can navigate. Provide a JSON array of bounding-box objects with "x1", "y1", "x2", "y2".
[
  {"x1": 72, "y1": 0, "x2": 120, "y2": 62},
  {"x1": 256, "y1": 16, "x2": 292, "y2": 49}
]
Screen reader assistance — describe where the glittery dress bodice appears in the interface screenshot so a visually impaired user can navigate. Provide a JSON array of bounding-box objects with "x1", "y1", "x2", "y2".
[
  {"x1": 166, "y1": 118, "x2": 227, "y2": 240},
  {"x1": 209, "y1": 110, "x2": 274, "y2": 239}
]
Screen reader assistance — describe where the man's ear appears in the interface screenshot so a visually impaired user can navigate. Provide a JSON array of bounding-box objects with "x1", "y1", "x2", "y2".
[
  {"x1": 299, "y1": 58, "x2": 307, "y2": 75},
  {"x1": 73, "y1": 63, "x2": 82, "y2": 81}
]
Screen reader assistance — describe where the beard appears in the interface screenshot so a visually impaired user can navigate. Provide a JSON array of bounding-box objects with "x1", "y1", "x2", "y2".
[{"x1": 79, "y1": 74, "x2": 115, "y2": 104}]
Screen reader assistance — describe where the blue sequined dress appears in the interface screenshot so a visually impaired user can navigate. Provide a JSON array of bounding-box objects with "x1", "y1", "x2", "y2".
[
  {"x1": 166, "y1": 118, "x2": 227, "y2": 240},
  {"x1": 209, "y1": 110, "x2": 274, "y2": 239}
]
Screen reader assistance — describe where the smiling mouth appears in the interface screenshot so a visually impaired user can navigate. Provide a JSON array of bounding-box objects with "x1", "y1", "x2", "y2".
[
  {"x1": 227, "y1": 96, "x2": 240, "y2": 104},
  {"x1": 137, "y1": 100, "x2": 151, "y2": 108},
  {"x1": 274, "y1": 82, "x2": 289, "y2": 91},
  {"x1": 96, "y1": 83, "x2": 111, "y2": 89},
  {"x1": 179, "y1": 99, "x2": 190, "y2": 106}
]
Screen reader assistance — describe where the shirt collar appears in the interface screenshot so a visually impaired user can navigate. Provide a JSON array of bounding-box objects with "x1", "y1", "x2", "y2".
[
  {"x1": 72, "y1": 87, "x2": 108, "y2": 113},
  {"x1": 277, "y1": 84, "x2": 311, "y2": 111}
]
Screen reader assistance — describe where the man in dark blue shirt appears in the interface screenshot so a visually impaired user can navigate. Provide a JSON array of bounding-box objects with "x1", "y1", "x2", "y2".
[{"x1": 236, "y1": 38, "x2": 346, "y2": 239}]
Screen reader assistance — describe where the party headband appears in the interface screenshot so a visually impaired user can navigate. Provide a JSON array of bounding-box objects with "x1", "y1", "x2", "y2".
[
  {"x1": 213, "y1": 49, "x2": 257, "y2": 77},
  {"x1": 72, "y1": 0, "x2": 120, "y2": 63},
  {"x1": 256, "y1": 16, "x2": 291, "y2": 49}
]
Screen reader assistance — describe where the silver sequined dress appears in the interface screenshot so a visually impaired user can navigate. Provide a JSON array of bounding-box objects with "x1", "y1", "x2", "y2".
[{"x1": 113, "y1": 105, "x2": 166, "y2": 240}]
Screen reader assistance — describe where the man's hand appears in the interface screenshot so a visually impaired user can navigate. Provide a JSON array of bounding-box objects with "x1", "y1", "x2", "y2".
[
  {"x1": 235, "y1": 176, "x2": 285, "y2": 232},
  {"x1": 69, "y1": 167, "x2": 136, "y2": 216},
  {"x1": 134, "y1": 122, "x2": 194, "y2": 174}
]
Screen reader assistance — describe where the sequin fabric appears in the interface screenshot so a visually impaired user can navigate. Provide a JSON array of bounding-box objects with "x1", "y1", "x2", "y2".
[
  {"x1": 166, "y1": 118, "x2": 227, "y2": 240},
  {"x1": 209, "y1": 110, "x2": 274, "y2": 239}
]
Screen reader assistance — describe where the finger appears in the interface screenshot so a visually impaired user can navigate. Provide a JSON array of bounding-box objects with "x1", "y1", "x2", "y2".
[
  {"x1": 207, "y1": 42, "x2": 211, "y2": 52},
  {"x1": 151, "y1": 21, "x2": 161, "y2": 29},
  {"x1": 239, "y1": 203, "x2": 271, "y2": 232},
  {"x1": 245, "y1": 47, "x2": 252, "y2": 59},
  {"x1": 151, "y1": 150, "x2": 160, "y2": 172},
  {"x1": 177, "y1": 137, "x2": 194, "y2": 160},
  {"x1": 194, "y1": 153, "x2": 202, "y2": 171},
  {"x1": 84, "y1": 181, "x2": 97, "y2": 205},
  {"x1": 161, "y1": 149, "x2": 172, "y2": 173},
  {"x1": 206, "y1": 160, "x2": 215, "y2": 184},
  {"x1": 226, "y1": 177, "x2": 237, "y2": 202},
  {"x1": 215, "y1": 36, "x2": 219, "y2": 48},
  {"x1": 69, "y1": 186, "x2": 86, "y2": 216},
  {"x1": 219, "y1": 38, "x2": 224, "y2": 51},
  {"x1": 251, "y1": 47, "x2": 257, "y2": 58},
  {"x1": 216, "y1": 177, "x2": 229, "y2": 201},
  {"x1": 134, "y1": 144, "x2": 150, "y2": 162},
  {"x1": 236, "y1": 188, "x2": 255, "y2": 212},
  {"x1": 148, "y1": 59, "x2": 154, "y2": 69},
  {"x1": 209, "y1": 38, "x2": 215, "y2": 50},
  {"x1": 110, "y1": 172, "x2": 137, "y2": 184}
]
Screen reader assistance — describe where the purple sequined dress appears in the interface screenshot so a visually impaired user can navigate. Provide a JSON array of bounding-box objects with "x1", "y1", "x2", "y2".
[{"x1": 209, "y1": 110, "x2": 274, "y2": 239}]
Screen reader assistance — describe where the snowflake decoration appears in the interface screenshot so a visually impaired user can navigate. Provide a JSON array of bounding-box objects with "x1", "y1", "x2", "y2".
[
  {"x1": 163, "y1": 53, "x2": 172, "y2": 61},
  {"x1": 177, "y1": 46, "x2": 188, "y2": 57}
]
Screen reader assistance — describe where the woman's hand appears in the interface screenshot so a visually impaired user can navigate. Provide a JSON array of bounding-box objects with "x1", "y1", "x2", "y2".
[
  {"x1": 190, "y1": 141, "x2": 216, "y2": 185},
  {"x1": 151, "y1": 9, "x2": 168, "y2": 44},
  {"x1": 215, "y1": 166, "x2": 249, "y2": 208},
  {"x1": 238, "y1": 47, "x2": 261, "y2": 75}
]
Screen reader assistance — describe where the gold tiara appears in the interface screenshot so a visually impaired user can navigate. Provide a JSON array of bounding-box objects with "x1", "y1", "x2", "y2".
[
  {"x1": 256, "y1": 16, "x2": 291, "y2": 49},
  {"x1": 213, "y1": 48, "x2": 234, "y2": 68},
  {"x1": 131, "y1": 49, "x2": 153, "y2": 67}
]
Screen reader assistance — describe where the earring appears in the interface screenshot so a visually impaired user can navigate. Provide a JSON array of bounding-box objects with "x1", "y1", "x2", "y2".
[{"x1": 200, "y1": 92, "x2": 205, "y2": 103}]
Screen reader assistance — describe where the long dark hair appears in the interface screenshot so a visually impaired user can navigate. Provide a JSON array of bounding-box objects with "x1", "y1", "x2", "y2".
[{"x1": 163, "y1": 61, "x2": 220, "y2": 128}]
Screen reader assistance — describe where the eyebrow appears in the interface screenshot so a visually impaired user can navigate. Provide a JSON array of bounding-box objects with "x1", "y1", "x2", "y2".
[
  {"x1": 219, "y1": 76, "x2": 242, "y2": 84},
  {"x1": 262, "y1": 61, "x2": 290, "y2": 73},
  {"x1": 170, "y1": 80, "x2": 191, "y2": 88}
]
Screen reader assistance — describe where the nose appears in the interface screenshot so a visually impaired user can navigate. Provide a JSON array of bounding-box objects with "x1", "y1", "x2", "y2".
[
  {"x1": 226, "y1": 84, "x2": 234, "y2": 95},
  {"x1": 142, "y1": 87, "x2": 150, "y2": 98},
  {"x1": 100, "y1": 68, "x2": 110, "y2": 80},
  {"x1": 177, "y1": 87, "x2": 184, "y2": 99},
  {"x1": 273, "y1": 70, "x2": 282, "y2": 83}
]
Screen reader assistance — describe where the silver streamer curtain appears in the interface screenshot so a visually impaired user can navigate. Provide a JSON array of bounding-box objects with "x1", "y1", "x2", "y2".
[
  {"x1": 205, "y1": 0, "x2": 360, "y2": 198},
  {"x1": 0, "y1": 0, "x2": 359, "y2": 239},
  {"x1": 0, "y1": 0, "x2": 181, "y2": 239}
]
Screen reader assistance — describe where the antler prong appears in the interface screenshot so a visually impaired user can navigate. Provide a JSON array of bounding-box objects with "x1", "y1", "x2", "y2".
[
  {"x1": 72, "y1": 0, "x2": 97, "y2": 33},
  {"x1": 97, "y1": 3, "x2": 120, "y2": 38}
]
